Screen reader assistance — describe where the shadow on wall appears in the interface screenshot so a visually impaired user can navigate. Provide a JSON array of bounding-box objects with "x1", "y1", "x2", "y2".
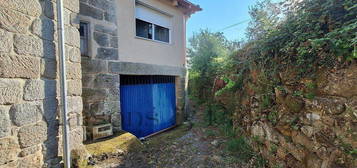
[
  {"x1": 39, "y1": 0, "x2": 60, "y2": 166},
  {"x1": 38, "y1": 0, "x2": 84, "y2": 166}
]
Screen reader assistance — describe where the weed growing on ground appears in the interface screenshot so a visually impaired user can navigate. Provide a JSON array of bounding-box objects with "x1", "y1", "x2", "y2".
[
  {"x1": 225, "y1": 136, "x2": 255, "y2": 163},
  {"x1": 205, "y1": 129, "x2": 217, "y2": 137}
]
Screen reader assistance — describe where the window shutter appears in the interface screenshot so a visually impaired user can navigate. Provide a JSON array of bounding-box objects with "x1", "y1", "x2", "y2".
[{"x1": 135, "y1": 4, "x2": 172, "y2": 29}]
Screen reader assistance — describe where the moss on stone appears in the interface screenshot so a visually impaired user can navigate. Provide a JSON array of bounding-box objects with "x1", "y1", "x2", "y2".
[{"x1": 85, "y1": 132, "x2": 142, "y2": 156}]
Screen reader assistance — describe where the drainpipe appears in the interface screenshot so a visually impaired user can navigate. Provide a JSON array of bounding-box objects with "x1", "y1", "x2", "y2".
[{"x1": 56, "y1": 0, "x2": 71, "y2": 167}]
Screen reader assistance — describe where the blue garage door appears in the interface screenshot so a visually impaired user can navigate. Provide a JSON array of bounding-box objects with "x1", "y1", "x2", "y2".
[{"x1": 120, "y1": 75, "x2": 176, "y2": 138}]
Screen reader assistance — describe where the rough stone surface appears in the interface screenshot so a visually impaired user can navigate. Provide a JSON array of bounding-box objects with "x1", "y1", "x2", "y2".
[
  {"x1": 0, "y1": 79, "x2": 23, "y2": 104},
  {"x1": 64, "y1": 0, "x2": 80, "y2": 13},
  {"x1": 0, "y1": 106, "x2": 11, "y2": 138},
  {"x1": 301, "y1": 126, "x2": 315, "y2": 137},
  {"x1": 306, "y1": 113, "x2": 321, "y2": 121},
  {"x1": 18, "y1": 122, "x2": 47, "y2": 148},
  {"x1": 89, "y1": 101, "x2": 119, "y2": 116},
  {"x1": 109, "y1": 62, "x2": 186, "y2": 76},
  {"x1": 24, "y1": 80, "x2": 45, "y2": 101},
  {"x1": 251, "y1": 122, "x2": 265, "y2": 138},
  {"x1": 79, "y1": 3, "x2": 103, "y2": 20},
  {"x1": 81, "y1": 58, "x2": 107, "y2": 74},
  {"x1": 0, "y1": 8, "x2": 32, "y2": 33},
  {"x1": 110, "y1": 35, "x2": 118, "y2": 48},
  {"x1": 97, "y1": 48, "x2": 118, "y2": 60},
  {"x1": 82, "y1": 88, "x2": 107, "y2": 102},
  {"x1": 41, "y1": 59, "x2": 57, "y2": 79},
  {"x1": 0, "y1": 137, "x2": 20, "y2": 165},
  {"x1": 65, "y1": 26, "x2": 80, "y2": 48},
  {"x1": 214, "y1": 64, "x2": 357, "y2": 167},
  {"x1": 68, "y1": 113, "x2": 83, "y2": 130},
  {"x1": 42, "y1": 98, "x2": 58, "y2": 123},
  {"x1": 94, "y1": 74, "x2": 119, "y2": 88},
  {"x1": 319, "y1": 65, "x2": 357, "y2": 98},
  {"x1": 10, "y1": 103, "x2": 43, "y2": 127},
  {"x1": 94, "y1": 32, "x2": 110, "y2": 47},
  {"x1": 42, "y1": 128, "x2": 59, "y2": 160},
  {"x1": 69, "y1": 127, "x2": 84, "y2": 150},
  {"x1": 0, "y1": 0, "x2": 83, "y2": 166},
  {"x1": 67, "y1": 63, "x2": 82, "y2": 80},
  {"x1": 19, "y1": 145, "x2": 41, "y2": 157},
  {"x1": 107, "y1": 87, "x2": 120, "y2": 102},
  {"x1": 305, "y1": 96, "x2": 347, "y2": 115},
  {"x1": 95, "y1": 24, "x2": 117, "y2": 35},
  {"x1": 68, "y1": 79, "x2": 82, "y2": 96},
  {"x1": 88, "y1": 0, "x2": 113, "y2": 11},
  {"x1": 105, "y1": 11, "x2": 117, "y2": 23},
  {"x1": 68, "y1": 96, "x2": 83, "y2": 114},
  {"x1": 82, "y1": 74, "x2": 95, "y2": 88},
  {"x1": 0, "y1": 0, "x2": 42, "y2": 17},
  {"x1": 80, "y1": 0, "x2": 120, "y2": 139},
  {"x1": 31, "y1": 18, "x2": 55, "y2": 41},
  {"x1": 0, "y1": 29, "x2": 12, "y2": 53},
  {"x1": 66, "y1": 46, "x2": 81, "y2": 63},
  {"x1": 41, "y1": 0, "x2": 56, "y2": 20},
  {"x1": 111, "y1": 113, "x2": 121, "y2": 127},
  {"x1": 17, "y1": 151, "x2": 43, "y2": 168},
  {"x1": 14, "y1": 34, "x2": 43, "y2": 56},
  {"x1": 0, "y1": 54, "x2": 40, "y2": 79}
]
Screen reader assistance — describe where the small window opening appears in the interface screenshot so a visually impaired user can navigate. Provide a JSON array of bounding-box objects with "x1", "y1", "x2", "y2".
[{"x1": 79, "y1": 22, "x2": 89, "y2": 56}]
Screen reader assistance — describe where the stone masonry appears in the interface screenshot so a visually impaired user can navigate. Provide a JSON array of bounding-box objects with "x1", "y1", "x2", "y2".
[
  {"x1": 79, "y1": 0, "x2": 121, "y2": 137},
  {"x1": 0, "y1": 0, "x2": 188, "y2": 166},
  {"x1": 0, "y1": 0, "x2": 84, "y2": 167}
]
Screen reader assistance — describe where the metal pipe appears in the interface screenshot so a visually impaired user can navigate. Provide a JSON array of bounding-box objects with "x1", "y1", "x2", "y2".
[{"x1": 56, "y1": 0, "x2": 71, "y2": 167}]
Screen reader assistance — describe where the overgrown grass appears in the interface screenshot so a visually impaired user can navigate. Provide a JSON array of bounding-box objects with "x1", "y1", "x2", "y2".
[
  {"x1": 225, "y1": 137, "x2": 254, "y2": 163},
  {"x1": 225, "y1": 136, "x2": 266, "y2": 167}
]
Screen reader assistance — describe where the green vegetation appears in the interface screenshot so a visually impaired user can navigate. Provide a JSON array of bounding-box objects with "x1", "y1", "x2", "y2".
[
  {"x1": 225, "y1": 136, "x2": 255, "y2": 161},
  {"x1": 188, "y1": 0, "x2": 356, "y2": 166}
]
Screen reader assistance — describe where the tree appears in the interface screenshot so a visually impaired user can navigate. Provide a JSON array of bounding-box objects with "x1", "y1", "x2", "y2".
[{"x1": 188, "y1": 30, "x2": 237, "y2": 100}]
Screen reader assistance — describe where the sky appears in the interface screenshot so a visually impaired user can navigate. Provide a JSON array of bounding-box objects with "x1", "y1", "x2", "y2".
[{"x1": 186, "y1": 0, "x2": 259, "y2": 42}]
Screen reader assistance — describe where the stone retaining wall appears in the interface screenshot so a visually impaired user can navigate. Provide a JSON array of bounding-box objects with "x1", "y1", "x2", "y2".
[
  {"x1": 216, "y1": 64, "x2": 357, "y2": 168},
  {"x1": 0, "y1": 0, "x2": 83, "y2": 167}
]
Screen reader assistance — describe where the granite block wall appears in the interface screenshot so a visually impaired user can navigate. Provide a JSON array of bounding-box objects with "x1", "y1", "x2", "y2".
[
  {"x1": 0, "y1": 0, "x2": 84, "y2": 167},
  {"x1": 79, "y1": 0, "x2": 121, "y2": 137}
]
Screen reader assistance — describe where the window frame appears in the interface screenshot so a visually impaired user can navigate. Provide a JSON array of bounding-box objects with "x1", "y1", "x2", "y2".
[
  {"x1": 135, "y1": 18, "x2": 171, "y2": 44},
  {"x1": 153, "y1": 24, "x2": 170, "y2": 43},
  {"x1": 134, "y1": 2, "x2": 172, "y2": 45},
  {"x1": 79, "y1": 21, "x2": 90, "y2": 56}
]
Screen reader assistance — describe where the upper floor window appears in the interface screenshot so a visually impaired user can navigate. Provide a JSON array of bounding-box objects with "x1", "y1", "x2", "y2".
[
  {"x1": 136, "y1": 19, "x2": 153, "y2": 39},
  {"x1": 135, "y1": 3, "x2": 172, "y2": 43}
]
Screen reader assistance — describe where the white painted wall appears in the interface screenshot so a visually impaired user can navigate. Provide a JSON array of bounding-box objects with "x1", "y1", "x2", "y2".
[{"x1": 117, "y1": 0, "x2": 187, "y2": 67}]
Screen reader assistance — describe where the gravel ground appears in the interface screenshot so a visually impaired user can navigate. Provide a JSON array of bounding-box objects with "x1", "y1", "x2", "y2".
[{"x1": 91, "y1": 108, "x2": 258, "y2": 168}]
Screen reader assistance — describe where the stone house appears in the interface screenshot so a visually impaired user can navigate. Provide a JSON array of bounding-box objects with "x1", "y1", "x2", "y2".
[{"x1": 0, "y1": 0, "x2": 200, "y2": 167}]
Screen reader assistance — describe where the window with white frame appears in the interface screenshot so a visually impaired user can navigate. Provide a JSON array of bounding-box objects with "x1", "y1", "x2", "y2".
[{"x1": 135, "y1": 3, "x2": 172, "y2": 43}]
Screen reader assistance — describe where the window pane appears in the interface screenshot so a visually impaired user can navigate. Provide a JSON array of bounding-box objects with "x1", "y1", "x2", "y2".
[
  {"x1": 79, "y1": 22, "x2": 88, "y2": 55},
  {"x1": 154, "y1": 25, "x2": 169, "y2": 43},
  {"x1": 136, "y1": 19, "x2": 152, "y2": 39}
]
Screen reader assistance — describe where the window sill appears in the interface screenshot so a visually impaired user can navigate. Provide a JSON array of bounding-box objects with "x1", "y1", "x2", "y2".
[{"x1": 135, "y1": 36, "x2": 171, "y2": 45}]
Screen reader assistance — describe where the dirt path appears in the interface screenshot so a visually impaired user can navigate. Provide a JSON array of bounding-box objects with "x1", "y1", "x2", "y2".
[
  {"x1": 90, "y1": 108, "x2": 258, "y2": 168},
  {"x1": 114, "y1": 114, "x2": 241, "y2": 168}
]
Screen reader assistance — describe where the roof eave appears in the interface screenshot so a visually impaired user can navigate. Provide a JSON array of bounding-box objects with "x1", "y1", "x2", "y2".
[{"x1": 172, "y1": 0, "x2": 202, "y2": 16}]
